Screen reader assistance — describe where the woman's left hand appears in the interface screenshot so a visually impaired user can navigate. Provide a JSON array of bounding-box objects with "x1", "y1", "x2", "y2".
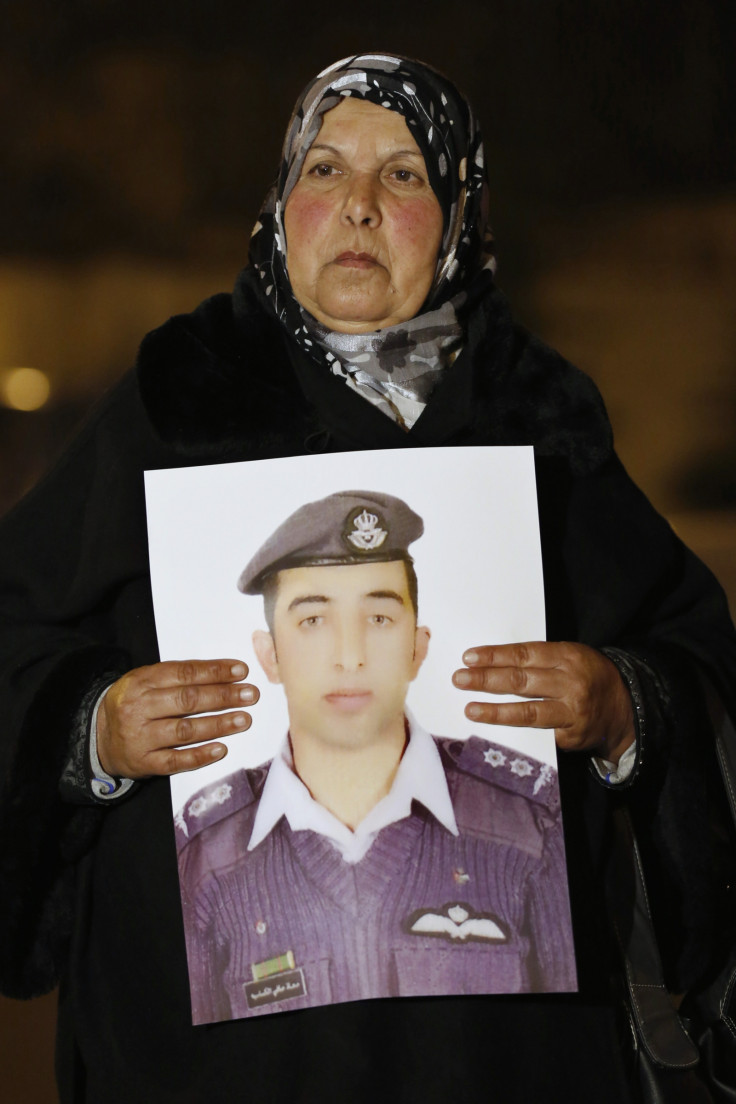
[{"x1": 452, "y1": 641, "x2": 635, "y2": 764}]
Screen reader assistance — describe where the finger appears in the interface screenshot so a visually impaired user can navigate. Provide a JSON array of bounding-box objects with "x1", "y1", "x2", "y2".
[
  {"x1": 464, "y1": 698, "x2": 570, "y2": 729},
  {"x1": 461, "y1": 643, "x2": 564, "y2": 670},
  {"x1": 453, "y1": 665, "x2": 568, "y2": 699},
  {"x1": 137, "y1": 659, "x2": 250, "y2": 690},
  {"x1": 133, "y1": 709, "x2": 254, "y2": 776},
  {"x1": 153, "y1": 740, "x2": 232, "y2": 776},
  {"x1": 145, "y1": 680, "x2": 259, "y2": 719},
  {"x1": 154, "y1": 708, "x2": 254, "y2": 748}
]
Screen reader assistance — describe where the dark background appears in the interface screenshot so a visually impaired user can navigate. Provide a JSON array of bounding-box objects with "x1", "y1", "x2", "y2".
[{"x1": 1, "y1": 2, "x2": 735, "y2": 1099}]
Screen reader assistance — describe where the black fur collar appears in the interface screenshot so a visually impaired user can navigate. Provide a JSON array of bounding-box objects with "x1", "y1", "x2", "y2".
[
  {"x1": 136, "y1": 265, "x2": 613, "y2": 473},
  {"x1": 135, "y1": 269, "x2": 316, "y2": 462}
]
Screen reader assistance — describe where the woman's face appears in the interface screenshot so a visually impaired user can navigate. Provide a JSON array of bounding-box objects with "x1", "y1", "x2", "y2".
[{"x1": 284, "y1": 99, "x2": 443, "y2": 333}]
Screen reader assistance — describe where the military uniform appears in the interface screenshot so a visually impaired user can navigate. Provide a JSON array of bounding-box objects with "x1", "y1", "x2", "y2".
[{"x1": 176, "y1": 732, "x2": 575, "y2": 1024}]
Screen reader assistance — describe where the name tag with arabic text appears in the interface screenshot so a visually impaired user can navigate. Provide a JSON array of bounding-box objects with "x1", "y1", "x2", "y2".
[{"x1": 244, "y1": 967, "x2": 307, "y2": 1009}]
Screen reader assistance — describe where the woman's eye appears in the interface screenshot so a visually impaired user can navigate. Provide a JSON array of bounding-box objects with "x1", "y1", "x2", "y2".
[
  {"x1": 309, "y1": 163, "x2": 337, "y2": 179},
  {"x1": 390, "y1": 168, "x2": 419, "y2": 183}
]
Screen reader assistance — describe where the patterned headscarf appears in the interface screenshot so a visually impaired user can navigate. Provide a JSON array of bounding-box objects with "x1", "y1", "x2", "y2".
[{"x1": 249, "y1": 53, "x2": 495, "y2": 428}]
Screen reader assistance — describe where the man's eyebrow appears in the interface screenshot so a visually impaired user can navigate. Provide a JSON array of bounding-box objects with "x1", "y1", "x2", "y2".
[
  {"x1": 365, "y1": 590, "x2": 405, "y2": 604},
  {"x1": 287, "y1": 594, "x2": 329, "y2": 612},
  {"x1": 286, "y1": 590, "x2": 405, "y2": 611}
]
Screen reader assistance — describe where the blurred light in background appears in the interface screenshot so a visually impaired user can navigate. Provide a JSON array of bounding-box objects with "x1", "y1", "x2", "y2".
[{"x1": 0, "y1": 368, "x2": 51, "y2": 411}]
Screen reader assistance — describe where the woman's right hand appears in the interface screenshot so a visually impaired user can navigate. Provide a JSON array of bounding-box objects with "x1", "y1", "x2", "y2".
[{"x1": 96, "y1": 660, "x2": 259, "y2": 778}]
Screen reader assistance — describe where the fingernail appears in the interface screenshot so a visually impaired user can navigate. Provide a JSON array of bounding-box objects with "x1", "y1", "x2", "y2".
[
  {"x1": 230, "y1": 663, "x2": 246, "y2": 678},
  {"x1": 467, "y1": 703, "x2": 482, "y2": 719},
  {"x1": 239, "y1": 686, "x2": 256, "y2": 702},
  {"x1": 463, "y1": 651, "x2": 479, "y2": 665},
  {"x1": 210, "y1": 745, "x2": 226, "y2": 759},
  {"x1": 233, "y1": 713, "x2": 247, "y2": 727},
  {"x1": 454, "y1": 670, "x2": 471, "y2": 687}
]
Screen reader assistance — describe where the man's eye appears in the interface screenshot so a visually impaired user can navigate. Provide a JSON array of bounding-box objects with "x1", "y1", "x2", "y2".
[
  {"x1": 300, "y1": 615, "x2": 323, "y2": 627},
  {"x1": 370, "y1": 614, "x2": 392, "y2": 625}
]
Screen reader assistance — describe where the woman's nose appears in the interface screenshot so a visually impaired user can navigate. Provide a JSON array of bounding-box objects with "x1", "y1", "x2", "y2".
[{"x1": 340, "y1": 174, "x2": 382, "y2": 228}]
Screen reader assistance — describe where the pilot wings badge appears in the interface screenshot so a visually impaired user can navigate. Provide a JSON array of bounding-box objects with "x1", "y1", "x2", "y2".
[
  {"x1": 344, "y1": 508, "x2": 388, "y2": 552},
  {"x1": 405, "y1": 903, "x2": 509, "y2": 944}
]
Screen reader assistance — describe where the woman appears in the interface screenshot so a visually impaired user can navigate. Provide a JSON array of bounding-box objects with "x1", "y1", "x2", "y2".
[{"x1": 0, "y1": 53, "x2": 734, "y2": 1103}]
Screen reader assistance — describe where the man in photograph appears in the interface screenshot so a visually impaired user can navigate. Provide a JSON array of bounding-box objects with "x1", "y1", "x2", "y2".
[{"x1": 176, "y1": 491, "x2": 576, "y2": 1024}]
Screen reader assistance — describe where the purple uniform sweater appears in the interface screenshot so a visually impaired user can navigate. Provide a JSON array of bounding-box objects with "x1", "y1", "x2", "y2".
[{"x1": 176, "y1": 737, "x2": 576, "y2": 1024}]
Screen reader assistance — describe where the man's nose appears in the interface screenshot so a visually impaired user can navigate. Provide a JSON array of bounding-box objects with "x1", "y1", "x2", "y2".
[
  {"x1": 333, "y1": 620, "x2": 366, "y2": 671},
  {"x1": 340, "y1": 173, "x2": 382, "y2": 228}
]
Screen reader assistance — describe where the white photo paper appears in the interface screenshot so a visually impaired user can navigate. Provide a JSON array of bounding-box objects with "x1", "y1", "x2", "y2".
[{"x1": 145, "y1": 446, "x2": 577, "y2": 1023}]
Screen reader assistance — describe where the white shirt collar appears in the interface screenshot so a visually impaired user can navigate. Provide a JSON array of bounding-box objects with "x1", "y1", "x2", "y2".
[{"x1": 248, "y1": 714, "x2": 458, "y2": 864}]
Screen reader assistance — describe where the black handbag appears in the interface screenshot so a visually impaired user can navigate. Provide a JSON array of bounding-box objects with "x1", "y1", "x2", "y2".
[{"x1": 606, "y1": 679, "x2": 736, "y2": 1103}]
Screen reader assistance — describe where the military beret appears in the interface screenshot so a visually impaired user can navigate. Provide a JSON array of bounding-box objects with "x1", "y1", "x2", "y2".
[{"x1": 238, "y1": 490, "x2": 424, "y2": 595}]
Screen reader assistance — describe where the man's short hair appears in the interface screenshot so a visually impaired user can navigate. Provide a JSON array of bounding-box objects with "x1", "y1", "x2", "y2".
[{"x1": 262, "y1": 559, "x2": 420, "y2": 637}]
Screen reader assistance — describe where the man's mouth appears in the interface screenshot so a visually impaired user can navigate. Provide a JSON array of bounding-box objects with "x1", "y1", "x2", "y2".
[
  {"x1": 323, "y1": 690, "x2": 374, "y2": 712},
  {"x1": 333, "y1": 252, "x2": 379, "y2": 269}
]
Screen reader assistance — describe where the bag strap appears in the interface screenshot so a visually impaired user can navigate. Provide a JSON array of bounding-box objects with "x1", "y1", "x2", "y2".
[
  {"x1": 702, "y1": 677, "x2": 736, "y2": 827},
  {"x1": 606, "y1": 670, "x2": 736, "y2": 1069},
  {"x1": 606, "y1": 804, "x2": 700, "y2": 1069},
  {"x1": 698, "y1": 675, "x2": 736, "y2": 1043}
]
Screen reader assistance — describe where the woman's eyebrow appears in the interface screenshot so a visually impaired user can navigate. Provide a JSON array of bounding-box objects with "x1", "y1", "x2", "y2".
[
  {"x1": 307, "y1": 143, "x2": 342, "y2": 157},
  {"x1": 307, "y1": 143, "x2": 423, "y2": 160}
]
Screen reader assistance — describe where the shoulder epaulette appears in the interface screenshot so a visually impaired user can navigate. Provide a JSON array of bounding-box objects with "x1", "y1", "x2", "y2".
[
  {"x1": 174, "y1": 763, "x2": 269, "y2": 852},
  {"x1": 437, "y1": 736, "x2": 561, "y2": 858},
  {"x1": 438, "y1": 735, "x2": 560, "y2": 810}
]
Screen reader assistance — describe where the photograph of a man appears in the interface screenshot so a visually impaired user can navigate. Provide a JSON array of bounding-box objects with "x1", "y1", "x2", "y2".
[{"x1": 176, "y1": 490, "x2": 576, "y2": 1024}]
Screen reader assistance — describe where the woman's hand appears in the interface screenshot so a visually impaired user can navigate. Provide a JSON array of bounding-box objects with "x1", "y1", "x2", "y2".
[
  {"x1": 96, "y1": 660, "x2": 260, "y2": 778},
  {"x1": 452, "y1": 642, "x2": 634, "y2": 764}
]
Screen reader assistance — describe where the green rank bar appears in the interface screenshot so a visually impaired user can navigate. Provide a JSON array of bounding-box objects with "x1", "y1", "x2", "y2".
[{"x1": 251, "y1": 951, "x2": 296, "y2": 981}]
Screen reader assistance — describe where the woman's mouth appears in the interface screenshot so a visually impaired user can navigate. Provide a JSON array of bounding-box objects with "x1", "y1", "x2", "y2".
[{"x1": 333, "y1": 252, "x2": 379, "y2": 269}]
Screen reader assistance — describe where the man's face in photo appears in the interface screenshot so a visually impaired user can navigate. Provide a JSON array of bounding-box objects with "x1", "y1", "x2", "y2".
[{"x1": 253, "y1": 560, "x2": 430, "y2": 753}]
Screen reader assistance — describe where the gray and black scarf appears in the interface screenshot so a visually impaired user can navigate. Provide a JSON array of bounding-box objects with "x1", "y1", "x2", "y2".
[{"x1": 249, "y1": 53, "x2": 496, "y2": 428}]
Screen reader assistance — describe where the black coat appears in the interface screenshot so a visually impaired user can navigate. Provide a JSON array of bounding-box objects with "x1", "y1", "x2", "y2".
[{"x1": 1, "y1": 267, "x2": 734, "y2": 1103}]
